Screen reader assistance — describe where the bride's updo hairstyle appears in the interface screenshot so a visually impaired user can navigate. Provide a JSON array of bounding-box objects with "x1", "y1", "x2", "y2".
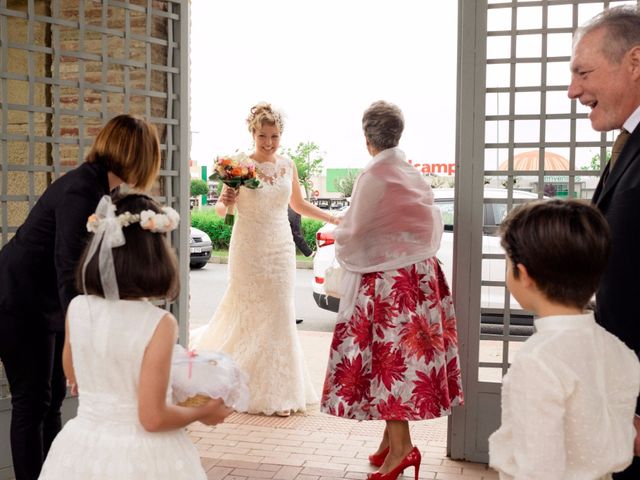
[{"x1": 246, "y1": 102, "x2": 284, "y2": 134}]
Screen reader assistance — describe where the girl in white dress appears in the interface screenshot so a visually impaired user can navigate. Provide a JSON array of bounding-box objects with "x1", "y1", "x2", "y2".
[
  {"x1": 191, "y1": 102, "x2": 340, "y2": 416},
  {"x1": 39, "y1": 194, "x2": 233, "y2": 480}
]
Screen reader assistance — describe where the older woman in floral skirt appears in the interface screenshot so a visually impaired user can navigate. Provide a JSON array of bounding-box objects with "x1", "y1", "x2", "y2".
[{"x1": 321, "y1": 101, "x2": 464, "y2": 480}]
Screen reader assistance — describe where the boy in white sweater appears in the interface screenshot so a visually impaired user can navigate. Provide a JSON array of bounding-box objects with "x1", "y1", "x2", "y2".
[{"x1": 489, "y1": 199, "x2": 640, "y2": 480}]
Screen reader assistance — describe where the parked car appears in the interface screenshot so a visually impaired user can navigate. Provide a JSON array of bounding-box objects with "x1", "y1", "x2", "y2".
[
  {"x1": 312, "y1": 188, "x2": 541, "y2": 336},
  {"x1": 190, "y1": 226, "x2": 212, "y2": 269},
  {"x1": 312, "y1": 197, "x2": 350, "y2": 210}
]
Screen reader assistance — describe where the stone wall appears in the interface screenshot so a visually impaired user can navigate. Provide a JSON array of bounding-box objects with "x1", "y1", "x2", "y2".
[
  {"x1": 2, "y1": 0, "x2": 50, "y2": 230},
  {"x1": 56, "y1": 0, "x2": 169, "y2": 168},
  {"x1": 2, "y1": 0, "x2": 170, "y2": 235}
]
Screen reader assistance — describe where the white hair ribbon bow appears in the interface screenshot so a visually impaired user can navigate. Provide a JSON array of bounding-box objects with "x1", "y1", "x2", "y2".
[{"x1": 82, "y1": 195, "x2": 125, "y2": 301}]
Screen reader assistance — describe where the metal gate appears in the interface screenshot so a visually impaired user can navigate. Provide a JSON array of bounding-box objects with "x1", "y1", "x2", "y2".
[
  {"x1": 450, "y1": 0, "x2": 638, "y2": 463},
  {"x1": 0, "y1": 1, "x2": 190, "y2": 477}
]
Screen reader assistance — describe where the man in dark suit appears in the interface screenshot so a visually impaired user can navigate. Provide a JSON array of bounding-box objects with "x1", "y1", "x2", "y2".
[
  {"x1": 568, "y1": 6, "x2": 640, "y2": 478},
  {"x1": 288, "y1": 206, "x2": 313, "y2": 257},
  {"x1": 288, "y1": 206, "x2": 313, "y2": 324}
]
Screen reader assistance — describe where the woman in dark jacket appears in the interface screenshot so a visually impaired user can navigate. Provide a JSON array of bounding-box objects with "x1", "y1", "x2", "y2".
[{"x1": 0, "y1": 114, "x2": 161, "y2": 480}]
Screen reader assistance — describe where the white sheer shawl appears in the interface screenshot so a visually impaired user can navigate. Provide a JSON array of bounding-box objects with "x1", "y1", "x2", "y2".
[{"x1": 334, "y1": 147, "x2": 443, "y2": 317}]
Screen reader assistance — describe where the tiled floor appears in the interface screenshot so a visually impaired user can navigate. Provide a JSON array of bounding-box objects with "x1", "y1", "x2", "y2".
[{"x1": 187, "y1": 331, "x2": 498, "y2": 480}]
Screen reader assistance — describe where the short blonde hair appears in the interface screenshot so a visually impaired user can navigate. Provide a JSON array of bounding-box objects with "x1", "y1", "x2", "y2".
[
  {"x1": 85, "y1": 114, "x2": 161, "y2": 191},
  {"x1": 246, "y1": 102, "x2": 284, "y2": 134}
]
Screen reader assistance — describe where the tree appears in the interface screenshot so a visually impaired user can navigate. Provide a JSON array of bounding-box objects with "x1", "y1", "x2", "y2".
[
  {"x1": 428, "y1": 175, "x2": 454, "y2": 188},
  {"x1": 286, "y1": 142, "x2": 324, "y2": 200},
  {"x1": 500, "y1": 176, "x2": 520, "y2": 188},
  {"x1": 581, "y1": 150, "x2": 610, "y2": 171},
  {"x1": 190, "y1": 178, "x2": 209, "y2": 197},
  {"x1": 334, "y1": 169, "x2": 360, "y2": 197}
]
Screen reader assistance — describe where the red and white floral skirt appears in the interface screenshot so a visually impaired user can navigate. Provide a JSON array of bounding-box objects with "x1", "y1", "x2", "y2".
[{"x1": 320, "y1": 257, "x2": 464, "y2": 421}]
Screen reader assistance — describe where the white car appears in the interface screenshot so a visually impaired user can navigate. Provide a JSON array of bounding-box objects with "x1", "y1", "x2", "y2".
[
  {"x1": 190, "y1": 226, "x2": 212, "y2": 269},
  {"x1": 312, "y1": 188, "x2": 541, "y2": 336}
]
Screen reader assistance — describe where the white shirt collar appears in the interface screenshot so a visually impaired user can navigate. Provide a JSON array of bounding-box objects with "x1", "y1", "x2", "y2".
[
  {"x1": 623, "y1": 104, "x2": 640, "y2": 134},
  {"x1": 534, "y1": 311, "x2": 596, "y2": 332}
]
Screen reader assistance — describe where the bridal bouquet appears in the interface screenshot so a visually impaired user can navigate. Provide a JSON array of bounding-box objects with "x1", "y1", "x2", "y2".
[
  {"x1": 171, "y1": 345, "x2": 249, "y2": 411},
  {"x1": 209, "y1": 152, "x2": 260, "y2": 225}
]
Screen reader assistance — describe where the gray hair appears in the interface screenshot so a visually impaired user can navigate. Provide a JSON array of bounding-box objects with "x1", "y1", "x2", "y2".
[
  {"x1": 574, "y1": 5, "x2": 640, "y2": 64},
  {"x1": 362, "y1": 100, "x2": 404, "y2": 151}
]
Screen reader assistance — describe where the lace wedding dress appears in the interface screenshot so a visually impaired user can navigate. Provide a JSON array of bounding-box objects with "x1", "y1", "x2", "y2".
[
  {"x1": 191, "y1": 156, "x2": 318, "y2": 415},
  {"x1": 39, "y1": 296, "x2": 206, "y2": 479}
]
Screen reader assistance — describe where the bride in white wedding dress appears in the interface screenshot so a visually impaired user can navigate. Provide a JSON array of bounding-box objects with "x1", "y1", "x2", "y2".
[{"x1": 191, "y1": 103, "x2": 340, "y2": 416}]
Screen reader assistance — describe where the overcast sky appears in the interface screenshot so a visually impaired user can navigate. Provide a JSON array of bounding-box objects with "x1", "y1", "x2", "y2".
[{"x1": 189, "y1": 0, "x2": 459, "y2": 170}]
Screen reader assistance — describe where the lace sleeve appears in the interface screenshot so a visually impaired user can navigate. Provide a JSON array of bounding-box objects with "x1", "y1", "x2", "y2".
[{"x1": 285, "y1": 156, "x2": 294, "y2": 175}]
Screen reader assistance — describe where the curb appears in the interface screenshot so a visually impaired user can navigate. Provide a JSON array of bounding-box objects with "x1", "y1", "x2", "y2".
[
  {"x1": 209, "y1": 256, "x2": 228, "y2": 265},
  {"x1": 296, "y1": 260, "x2": 313, "y2": 270}
]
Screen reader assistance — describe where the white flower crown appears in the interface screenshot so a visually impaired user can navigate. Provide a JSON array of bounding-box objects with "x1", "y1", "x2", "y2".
[
  {"x1": 82, "y1": 195, "x2": 180, "y2": 302},
  {"x1": 87, "y1": 206, "x2": 180, "y2": 234}
]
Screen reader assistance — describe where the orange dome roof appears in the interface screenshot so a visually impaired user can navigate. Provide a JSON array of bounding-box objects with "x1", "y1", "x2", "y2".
[{"x1": 499, "y1": 150, "x2": 569, "y2": 171}]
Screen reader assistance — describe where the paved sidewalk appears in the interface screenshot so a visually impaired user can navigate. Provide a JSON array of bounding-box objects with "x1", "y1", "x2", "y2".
[{"x1": 187, "y1": 331, "x2": 498, "y2": 480}]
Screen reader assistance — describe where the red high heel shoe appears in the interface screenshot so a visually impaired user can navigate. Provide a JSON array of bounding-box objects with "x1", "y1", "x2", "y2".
[
  {"x1": 367, "y1": 446, "x2": 421, "y2": 480},
  {"x1": 368, "y1": 446, "x2": 389, "y2": 467}
]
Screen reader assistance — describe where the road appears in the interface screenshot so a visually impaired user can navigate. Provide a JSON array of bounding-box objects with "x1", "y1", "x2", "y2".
[{"x1": 188, "y1": 263, "x2": 337, "y2": 332}]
